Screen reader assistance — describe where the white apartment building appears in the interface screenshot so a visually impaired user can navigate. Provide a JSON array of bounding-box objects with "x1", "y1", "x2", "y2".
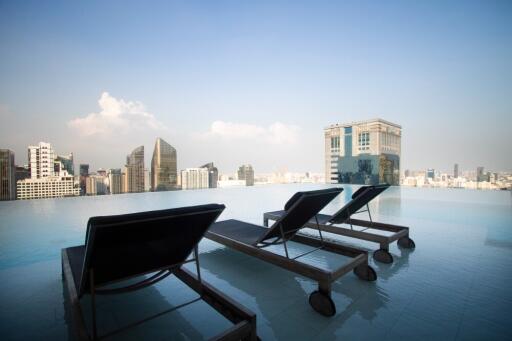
[
  {"x1": 181, "y1": 168, "x2": 209, "y2": 190},
  {"x1": 325, "y1": 118, "x2": 401, "y2": 185},
  {"x1": 17, "y1": 142, "x2": 79, "y2": 200},
  {"x1": 17, "y1": 176, "x2": 79, "y2": 200},
  {"x1": 28, "y1": 142, "x2": 55, "y2": 179}
]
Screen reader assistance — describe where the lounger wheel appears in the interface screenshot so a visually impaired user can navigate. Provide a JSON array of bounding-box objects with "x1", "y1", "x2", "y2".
[
  {"x1": 373, "y1": 249, "x2": 394, "y2": 264},
  {"x1": 353, "y1": 264, "x2": 377, "y2": 281},
  {"x1": 398, "y1": 236, "x2": 416, "y2": 249},
  {"x1": 309, "y1": 290, "x2": 336, "y2": 317}
]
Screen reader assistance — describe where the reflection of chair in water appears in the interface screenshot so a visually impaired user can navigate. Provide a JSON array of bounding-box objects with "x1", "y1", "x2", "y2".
[
  {"x1": 265, "y1": 184, "x2": 415, "y2": 264},
  {"x1": 61, "y1": 204, "x2": 257, "y2": 340},
  {"x1": 206, "y1": 188, "x2": 377, "y2": 317},
  {"x1": 200, "y1": 246, "x2": 388, "y2": 339}
]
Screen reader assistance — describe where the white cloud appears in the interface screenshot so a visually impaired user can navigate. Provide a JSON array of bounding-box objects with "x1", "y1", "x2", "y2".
[
  {"x1": 68, "y1": 92, "x2": 166, "y2": 136},
  {"x1": 205, "y1": 120, "x2": 300, "y2": 145}
]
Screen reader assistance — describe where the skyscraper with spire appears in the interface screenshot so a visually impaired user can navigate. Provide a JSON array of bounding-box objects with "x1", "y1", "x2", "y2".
[{"x1": 151, "y1": 138, "x2": 177, "y2": 191}]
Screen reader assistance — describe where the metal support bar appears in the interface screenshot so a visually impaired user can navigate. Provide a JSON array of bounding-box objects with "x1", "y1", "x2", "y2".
[
  {"x1": 314, "y1": 215, "x2": 325, "y2": 244},
  {"x1": 279, "y1": 223, "x2": 290, "y2": 259},
  {"x1": 99, "y1": 297, "x2": 202, "y2": 340},
  {"x1": 291, "y1": 246, "x2": 324, "y2": 260},
  {"x1": 366, "y1": 204, "x2": 373, "y2": 223},
  {"x1": 193, "y1": 246, "x2": 202, "y2": 284}
]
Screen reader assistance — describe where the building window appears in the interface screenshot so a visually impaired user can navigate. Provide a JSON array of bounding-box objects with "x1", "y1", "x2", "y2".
[
  {"x1": 358, "y1": 131, "x2": 370, "y2": 150},
  {"x1": 330, "y1": 136, "x2": 340, "y2": 150}
]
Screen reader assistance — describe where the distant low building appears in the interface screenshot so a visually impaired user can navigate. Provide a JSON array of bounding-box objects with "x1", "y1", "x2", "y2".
[
  {"x1": 181, "y1": 168, "x2": 209, "y2": 190},
  {"x1": 237, "y1": 164, "x2": 254, "y2": 186},
  {"x1": 17, "y1": 176, "x2": 79, "y2": 200}
]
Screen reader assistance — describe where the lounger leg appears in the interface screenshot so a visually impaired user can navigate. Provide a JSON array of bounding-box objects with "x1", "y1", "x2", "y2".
[
  {"x1": 353, "y1": 263, "x2": 377, "y2": 281},
  {"x1": 263, "y1": 217, "x2": 269, "y2": 227},
  {"x1": 90, "y1": 270, "x2": 98, "y2": 340},
  {"x1": 398, "y1": 234, "x2": 416, "y2": 249},
  {"x1": 373, "y1": 243, "x2": 394, "y2": 264},
  {"x1": 309, "y1": 281, "x2": 336, "y2": 317}
]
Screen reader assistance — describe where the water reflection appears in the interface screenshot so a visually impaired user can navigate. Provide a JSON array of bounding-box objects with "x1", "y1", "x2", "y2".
[{"x1": 200, "y1": 245, "x2": 394, "y2": 338}]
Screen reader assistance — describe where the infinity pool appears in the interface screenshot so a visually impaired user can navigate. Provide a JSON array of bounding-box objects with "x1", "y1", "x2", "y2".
[{"x1": 1, "y1": 184, "x2": 511, "y2": 340}]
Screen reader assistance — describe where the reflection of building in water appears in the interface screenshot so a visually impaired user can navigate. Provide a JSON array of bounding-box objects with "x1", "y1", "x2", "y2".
[{"x1": 325, "y1": 119, "x2": 401, "y2": 185}]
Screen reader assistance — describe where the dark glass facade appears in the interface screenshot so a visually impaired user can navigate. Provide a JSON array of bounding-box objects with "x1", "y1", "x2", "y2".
[
  {"x1": 201, "y1": 162, "x2": 218, "y2": 188},
  {"x1": 338, "y1": 153, "x2": 400, "y2": 185}
]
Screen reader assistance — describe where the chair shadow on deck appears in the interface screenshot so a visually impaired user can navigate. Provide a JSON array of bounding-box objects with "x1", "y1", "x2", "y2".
[{"x1": 62, "y1": 272, "x2": 228, "y2": 340}]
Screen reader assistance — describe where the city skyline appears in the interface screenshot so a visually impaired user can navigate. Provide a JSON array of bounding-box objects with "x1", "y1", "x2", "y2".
[{"x1": 1, "y1": 2, "x2": 511, "y2": 173}]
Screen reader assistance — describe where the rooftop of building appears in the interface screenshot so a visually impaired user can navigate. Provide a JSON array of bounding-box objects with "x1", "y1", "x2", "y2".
[
  {"x1": 325, "y1": 118, "x2": 402, "y2": 130},
  {"x1": 0, "y1": 184, "x2": 511, "y2": 340}
]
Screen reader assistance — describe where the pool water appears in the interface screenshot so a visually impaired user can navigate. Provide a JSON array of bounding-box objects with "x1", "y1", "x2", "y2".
[{"x1": 0, "y1": 184, "x2": 511, "y2": 340}]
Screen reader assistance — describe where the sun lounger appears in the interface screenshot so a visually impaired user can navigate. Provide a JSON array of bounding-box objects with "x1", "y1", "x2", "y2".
[
  {"x1": 264, "y1": 184, "x2": 415, "y2": 264},
  {"x1": 61, "y1": 204, "x2": 257, "y2": 340},
  {"x1": 205, "y1": 188, "x2": 377, "y2": 317}
]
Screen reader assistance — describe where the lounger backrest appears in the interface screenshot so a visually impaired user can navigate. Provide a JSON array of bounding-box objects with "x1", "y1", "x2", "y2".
[
  {"x1": 79, "y1": 204, "x2": 225, "y2": 296},
  {"x1": 329, "y1": 184, "x2": 389, "y2": 224},
  {"x1": 258, "y1": 188, "x2": 343, "y2": 243}
]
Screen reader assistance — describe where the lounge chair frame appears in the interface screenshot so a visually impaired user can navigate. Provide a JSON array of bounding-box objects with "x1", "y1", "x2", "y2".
[
  {"x1": 61, "y1": 207, "x2": 257, "y2": 341},
  {"x1": 205, "y1": 190, "x2": 377, "y2": 317},
  {"x1": 264, "y1": 185, "x2": 415, "y2": 264}
]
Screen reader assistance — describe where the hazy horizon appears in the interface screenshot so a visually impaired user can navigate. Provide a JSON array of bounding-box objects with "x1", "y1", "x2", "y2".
[{"x1": 1, "y1": 1, "x2": 511, "y2": 173}]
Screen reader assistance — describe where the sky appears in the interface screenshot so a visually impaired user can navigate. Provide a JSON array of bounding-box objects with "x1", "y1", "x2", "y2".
[{"x1": 1, "y1": 0, "x2": 511, "y2": 174}]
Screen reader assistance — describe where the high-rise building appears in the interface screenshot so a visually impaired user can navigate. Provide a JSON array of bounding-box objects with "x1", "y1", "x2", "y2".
[
  {"x1": 85, "y1": 176, "x2": 97, "y2": 195},
  {"x1": 144, "y1": 169, "x2": 151, "y2": 192},
  {"x1": 79, "y1": 164, "x2": 89, "y2": 194},
  {"x1": 151, "y1": 138, "x2": 177, "y2": 191},
  {"x1": 108, "y1": 169, "x2": 122, "y2": 194},
  {"x1": 79, "y1": 164, "x2": 89, "y2": 176},
  {"x1": 18, "y1": 142, "x2": 79, "y2": 200},
  {"x1": 0, "y1": 149, "x2": 16, "y2": 200},
  {"x1": 85, "y1": 175, "x2": 107, "y2": 195},
  {"x1": 181, "y1": 168, "x2": 209, "y2": 190},
  {"x1": 200, "y1": 162, "x2": 218, "y2": 188},
  {"x1": 324, "y1": 119, "x2": 401, "y2": 185},
  {"x1": 454, "y1": 163, "x2": 459, "y2": 179},
  {"x1": 28, "y1": 142, "x2": 55, "y2": 179},
  {"x1": 426, "y1": 169, "x2": 435, "y2": 179},
  {"x1": 237, "y1": 164, "x2": 255, "y2": 186},
  {"x1": 121, "y1": 167, "x2": 128, "y2": 193},
  {"x1": 126, "y1": 146, "x2": 144, "y2": 193}
]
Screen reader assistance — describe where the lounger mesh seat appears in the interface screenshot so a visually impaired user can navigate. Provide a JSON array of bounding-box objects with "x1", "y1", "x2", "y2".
[
  {"x1": 61, "y1": 204, "x2": 257, "y2": 341},
  {"x1": 209, "y1": 219, "x2": 268, "y2": 246},
  {"x1": 264, "y1": 184, "x2": 416, "y2": 264},
  {"x1": 206, "y1": 188, "x2": 377, "y2": 317}
]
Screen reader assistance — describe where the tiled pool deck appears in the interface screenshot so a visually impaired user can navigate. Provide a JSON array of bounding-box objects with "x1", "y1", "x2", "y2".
[{"x1": 1, "y1": 184, "x2": 511, "y2": 340}]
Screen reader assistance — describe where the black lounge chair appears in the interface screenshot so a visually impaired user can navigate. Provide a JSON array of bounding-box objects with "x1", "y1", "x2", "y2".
[
  {"x1": 61, "y1": 204, "x2": 257, "y2": 341},
  {"x1": 264, "y1": 184, "x2": 416, "y2": 264},
  {"x1": 205, "y1": 188, "x2": 377, "y2": 317}
]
